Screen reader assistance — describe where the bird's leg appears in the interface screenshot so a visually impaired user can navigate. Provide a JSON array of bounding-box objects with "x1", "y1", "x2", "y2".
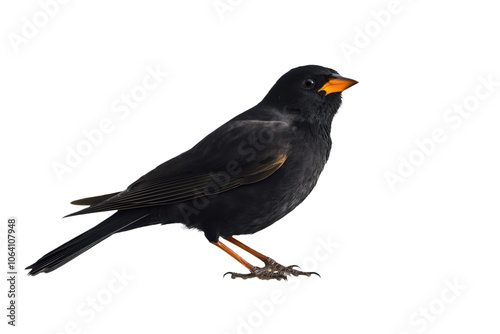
[
  {"x1": 211, "y1": 241, "x2": 287, "y2": 280},
  {"x1": 221, "y1": 237, "x2": 320, "y2": 279}
]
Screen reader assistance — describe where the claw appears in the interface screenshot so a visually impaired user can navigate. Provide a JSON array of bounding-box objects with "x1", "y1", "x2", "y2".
[
  {"x1": 223, "y1": 271, "x2": 255, "y2": 280},
  {"x1": 310, "y1": 272, "x2": 321, "y2": 278},
  {"x1": 286, "y1": 265, "x2": 301, "y2": 270}
]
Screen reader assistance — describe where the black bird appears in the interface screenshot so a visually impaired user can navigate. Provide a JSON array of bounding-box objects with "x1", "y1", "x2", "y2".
[{"x1": 27, "y1": 65, "x2": 357, "y2": 280}]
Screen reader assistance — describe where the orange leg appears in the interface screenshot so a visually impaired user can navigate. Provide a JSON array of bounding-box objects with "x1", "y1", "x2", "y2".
[
  {"x1": 223, "y1": 236, "x2": 268, "y2": 261},
  {"x1": 211, "y1": 241, "x2": 254, "y2": 271}
]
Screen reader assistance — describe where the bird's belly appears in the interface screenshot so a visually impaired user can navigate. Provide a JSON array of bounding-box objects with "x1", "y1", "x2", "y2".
[{"x1": 212, "y1": 159, "x2": 324, "y2": 237}]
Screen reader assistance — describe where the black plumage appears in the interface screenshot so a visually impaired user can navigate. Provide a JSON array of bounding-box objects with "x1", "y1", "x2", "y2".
[{"x1": 27, "y1": 65, "x2": 357, "y2": 279}]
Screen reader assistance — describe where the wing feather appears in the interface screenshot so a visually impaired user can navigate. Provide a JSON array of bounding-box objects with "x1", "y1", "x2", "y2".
[{"x1": 66, "y1": 119, "x2": 291, "y2": 217}]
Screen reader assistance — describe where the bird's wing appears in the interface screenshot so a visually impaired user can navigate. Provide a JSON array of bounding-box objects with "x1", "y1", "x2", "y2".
[{"x1": 66, "y1": 120, "x2": 293, "y2": 217}]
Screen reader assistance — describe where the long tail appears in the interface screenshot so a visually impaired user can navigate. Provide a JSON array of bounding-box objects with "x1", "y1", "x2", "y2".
[{"x1": 26, "y1": 211, "x2": 150, "y2": 276}]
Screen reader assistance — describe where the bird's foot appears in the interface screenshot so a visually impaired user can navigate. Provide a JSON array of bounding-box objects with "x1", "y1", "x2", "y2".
[
  {"x1": 263, "y1": 257, "x2": 320, "y2": 278},
  {"x1": 224, "y1": 257, "x2": 320, "y2": 281},
  {"x1": 224, "y1": 266, "x2": 287, "y2": 280}
]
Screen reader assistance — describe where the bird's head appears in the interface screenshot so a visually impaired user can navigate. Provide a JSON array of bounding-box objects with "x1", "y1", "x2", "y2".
[{"x1": 260, "y1": 65, "x2": 357, "y2": 123}]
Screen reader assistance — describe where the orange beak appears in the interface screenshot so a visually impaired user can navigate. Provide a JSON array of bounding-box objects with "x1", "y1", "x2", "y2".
[{"x1": 318, "y1": 75, "x2": 358, "y2": 95}]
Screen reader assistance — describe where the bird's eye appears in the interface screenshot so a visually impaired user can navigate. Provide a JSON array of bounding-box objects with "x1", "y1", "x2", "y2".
[{"x1": 302, "y1": 78, "x2": 316, "y2": 89}]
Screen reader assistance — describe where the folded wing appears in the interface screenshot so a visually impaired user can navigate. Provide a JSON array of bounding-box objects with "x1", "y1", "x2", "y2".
[{"x1": 66, "y1": 120, "x2": 292, "y2": 217}]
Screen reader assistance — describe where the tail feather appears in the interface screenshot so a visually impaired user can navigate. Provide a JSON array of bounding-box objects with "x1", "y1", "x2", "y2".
[{"x1": 26, "y1": 211, "x2": 149, "y2": 276}]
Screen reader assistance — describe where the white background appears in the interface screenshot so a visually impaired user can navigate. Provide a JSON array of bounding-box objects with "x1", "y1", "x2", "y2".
[{"x1": 1, "y1": 0, "x2": 499, "y2": 333}]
